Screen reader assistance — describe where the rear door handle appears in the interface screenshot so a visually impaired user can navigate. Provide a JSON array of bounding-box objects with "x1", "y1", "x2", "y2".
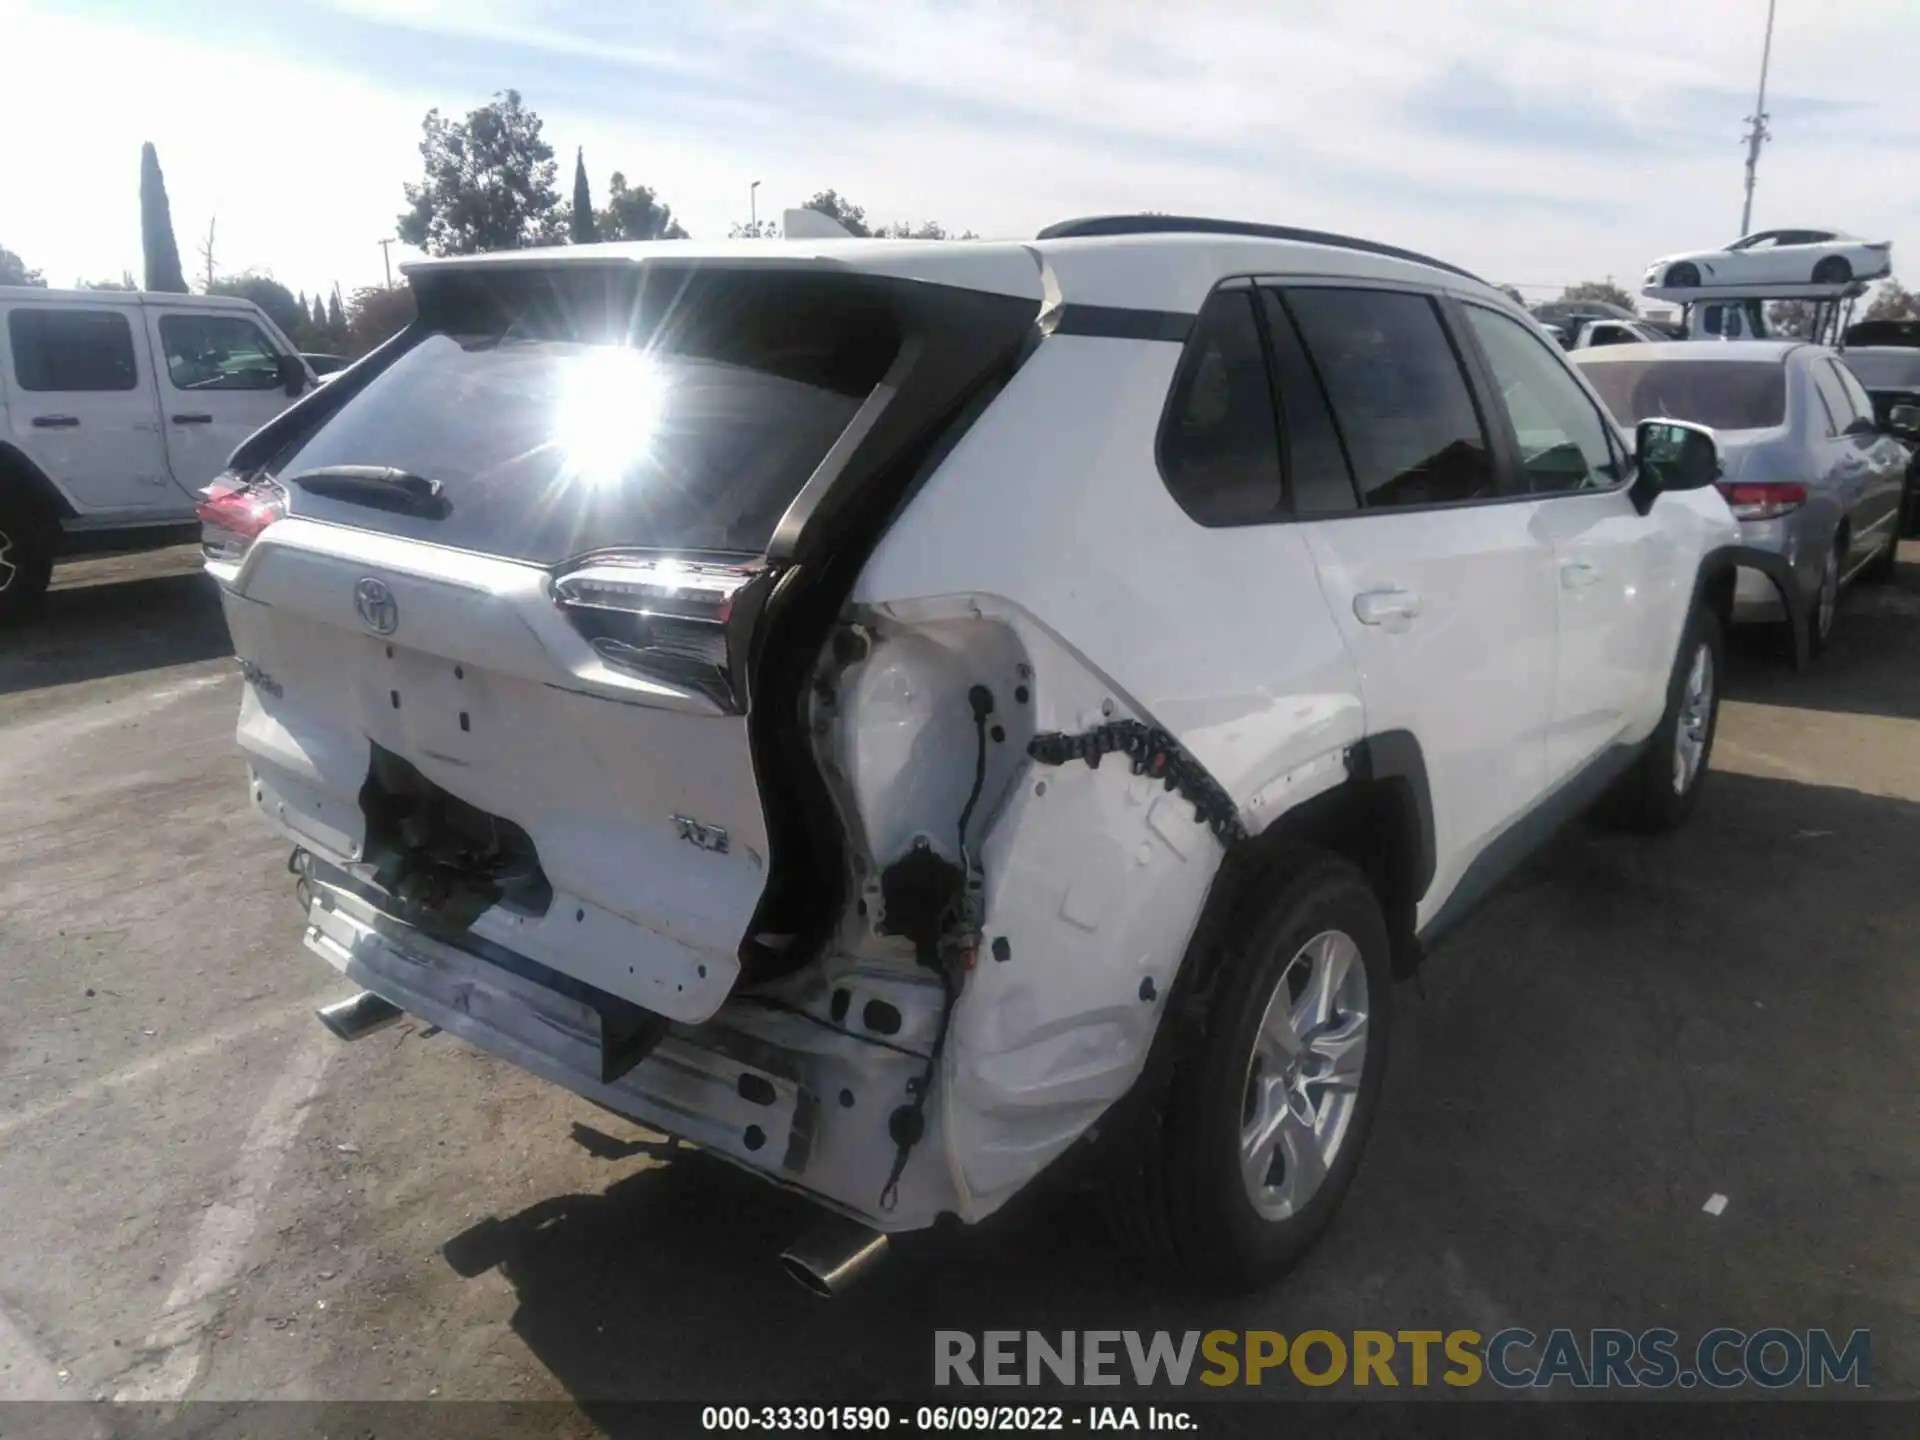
[
  {"x1": 1560, "y1": 561, "x2": 1602, "y2": 590},
  {"x1": 171, "y1": 413, "x2": 214, "y2": 424},
  {"x1": 1353, "y1": 588, "x2": 1424, "y2": 630},
  {"x1": 31, "y1": 414, "x2": 79, "y2": 428}
]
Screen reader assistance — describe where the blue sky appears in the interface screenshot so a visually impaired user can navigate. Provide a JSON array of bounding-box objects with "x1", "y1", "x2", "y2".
[{"x1": 2, "y1": 0, "x2": 1915, "y2": 305}]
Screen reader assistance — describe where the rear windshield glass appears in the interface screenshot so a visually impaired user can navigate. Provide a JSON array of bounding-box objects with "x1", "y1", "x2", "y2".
[
  {"x1": 1842, "y1": 351, "x2": 1920, "y2": 391},
  {"x1": 1578, "y1": 360, "x2": 1787, "y2": 431},
  {"x1": 271, "y1": 267, "x2": 900, "y2": 564}
]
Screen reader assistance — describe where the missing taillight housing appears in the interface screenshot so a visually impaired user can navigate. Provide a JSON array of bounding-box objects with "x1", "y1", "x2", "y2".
[
  {"x1": 552, "y1": 555, "x2": 760, "y2": 707},
  {"x1": 1717, "y1": 481, "x2": 1808, "y2": 521},
  {"x1": 197, "y1": 472, "x2": 287, "y2": 562}
]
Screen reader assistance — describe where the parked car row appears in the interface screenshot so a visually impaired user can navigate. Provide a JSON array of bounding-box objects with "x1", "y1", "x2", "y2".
[{"x1": 1573, "y1": 340, "x2": 1914, "y2": 654}]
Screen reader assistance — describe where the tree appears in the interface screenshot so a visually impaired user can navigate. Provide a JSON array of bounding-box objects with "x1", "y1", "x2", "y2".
[
  {"x1": 1558, "y1": 279, "x2": 1636, "y2": 315},
  {"x1": 874, "y1": 220, "x2": 979, "y2": 240},
  {"x1": 1863, "y1": 280, "x2": 1920, "y2": 322},
  {"x1": 597, "y1": 172, "x2": 687, "y2": 241},
  {"x1": 1767, "y1": 300, "x2": 1818, "y2": 338},
  {"x1": 209, "y1": 274, "x2": 307, "y2": 345},
  {"x1": 326, "y1": 291, "x2": 345, "y2": 334},
  {"x1": 398, "y1": 90, "x2": 565, "y2": 256},
  {"x1": 0, "y1": 245, "x2": 45, "y2": 286},
  {"x1": 1498, "y1": 284, "x2": 1527, "y2": 307},
  {"x1": 78, "y1": 272, "x2": 138, "y2": 291},
  {"x1": 310, "y1": 294, "x2": 327, "y2": 332},
  {"x1": 800, "y1": 189, "x2": 870, "y2": 237},
  {"x1": 345, "y1": 285, "x2": 416, "y2": 357},
  {"x1": 140, "y1": 142, "x2": 189, "y2": 293},
  {"x1": 570, "y1": 148, "x2": 598, "y2": 244},
  {"x1": 728, "y1": 220, "x2": 779, "y2": 238}
]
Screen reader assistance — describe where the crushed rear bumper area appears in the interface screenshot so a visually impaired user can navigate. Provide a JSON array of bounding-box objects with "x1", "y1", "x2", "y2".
[{"x1": 298, "y1": 860, "x2": 946, "y2": 1231}]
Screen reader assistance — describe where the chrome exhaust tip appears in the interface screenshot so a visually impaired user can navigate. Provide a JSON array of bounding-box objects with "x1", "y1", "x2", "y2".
[
  {"x1": 779, "y1": 1215, "x2": 890, "y2": 1298},
  {"x1": 316, "y1": 990, "x2": 405, "y2": 1042}
]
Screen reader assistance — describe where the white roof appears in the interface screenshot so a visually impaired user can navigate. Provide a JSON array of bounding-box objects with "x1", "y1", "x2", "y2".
[
  {"x1": 0, "y1": 285, "x2": 270, "y2": 312},
  {"x1": 401, "y1": 226, "x2": 1501, "y2": 316},
  {"x1": 1573, "y1": 339, "x2": 1812, "y2": 364}
]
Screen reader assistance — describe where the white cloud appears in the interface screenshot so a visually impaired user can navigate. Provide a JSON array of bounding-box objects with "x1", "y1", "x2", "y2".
[{"x1": 3, "y1": 0, "x2": 1915, "y2": 304}]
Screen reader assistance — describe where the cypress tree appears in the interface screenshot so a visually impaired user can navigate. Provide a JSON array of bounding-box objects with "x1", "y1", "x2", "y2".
[
  {"x1": 139, "y1": 142, "x2": 188, "y2": 293},
  {"x1": 570, "y1": 149, "x2": 598, "y2": 244}
]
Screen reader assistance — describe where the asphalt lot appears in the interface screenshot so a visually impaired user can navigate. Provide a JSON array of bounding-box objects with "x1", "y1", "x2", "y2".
[{"x1": 1, "y1": 542, "x2": 1915, "y2": 1420}]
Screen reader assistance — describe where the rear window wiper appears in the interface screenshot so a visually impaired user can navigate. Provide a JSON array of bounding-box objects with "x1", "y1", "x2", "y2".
[{"x1": 287, "y1": 465, "x2": 451, "y2": 520}]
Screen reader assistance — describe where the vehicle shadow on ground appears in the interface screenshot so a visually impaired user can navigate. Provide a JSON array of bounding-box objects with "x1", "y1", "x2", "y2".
[
  {"x1": 0, "y1": 556, "x2": 230, "y2": 696},
  {"x1": 1723, "y1": 545, "x2": 1920, "y2": 721},
  {"x1": 438, "y1": 764, "x2": 1920, "y2": 1412}
]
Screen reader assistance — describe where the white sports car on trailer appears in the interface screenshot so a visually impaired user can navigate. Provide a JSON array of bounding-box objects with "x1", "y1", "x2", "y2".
[{"x1": 1645, "y1": 229, "x2": 1892, "y2": 291}]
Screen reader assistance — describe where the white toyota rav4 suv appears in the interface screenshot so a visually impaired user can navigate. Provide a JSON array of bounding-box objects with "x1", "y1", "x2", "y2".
[{"x1": 205, "y1": 217, "x2": 1792, "y2": 1294}]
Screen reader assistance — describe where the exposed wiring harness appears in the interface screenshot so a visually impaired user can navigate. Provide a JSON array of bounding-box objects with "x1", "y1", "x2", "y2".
[
  {"x1": 877, "y1": 684, "x2": 993, "y2": 1212},
  {"x1": 1028, "y1": 720, "x2": 1247, "y2": 845}
]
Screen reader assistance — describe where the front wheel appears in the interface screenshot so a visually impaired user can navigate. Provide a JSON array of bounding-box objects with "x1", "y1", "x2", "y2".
[
  {"x1": 1103, "y1": 854, "x2": 1392, "y2": 1292},
  {"x1": 1666, "y1": 262, "x2": 1701, "y2": 288},
  {"x1": 1610, "y1": 606, "x2": 1723, "y2": 833},
  {"x1": 0, "y1": 491, "x2": 56, "y2": 624}
]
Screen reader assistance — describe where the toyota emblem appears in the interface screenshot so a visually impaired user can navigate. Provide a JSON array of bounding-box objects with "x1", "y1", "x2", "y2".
[{"x1": 353, "y1": 577, "x2": 399, "y2": 635}]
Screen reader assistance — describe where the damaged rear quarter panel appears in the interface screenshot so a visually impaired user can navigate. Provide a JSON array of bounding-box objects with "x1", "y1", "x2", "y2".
[{"x1": 845, "y1": 335, "x2": 1366, "y2": 1221}]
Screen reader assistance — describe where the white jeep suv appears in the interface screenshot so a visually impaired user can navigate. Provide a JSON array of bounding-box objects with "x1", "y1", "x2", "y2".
[{"x1": 205, "y1": 217, "x2": 1788, "y2": 1293}]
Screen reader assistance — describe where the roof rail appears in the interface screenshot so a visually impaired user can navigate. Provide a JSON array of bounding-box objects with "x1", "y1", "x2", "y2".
[{"x1": 1034, "y1": 214, "x2": 1486, "y2": 285}]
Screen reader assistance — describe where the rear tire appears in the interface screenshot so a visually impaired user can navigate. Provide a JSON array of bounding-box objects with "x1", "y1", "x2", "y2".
[
  {"x1": 1666, "y1": 262, "x2": 1701, "y2": 288},
  {"x1": 1611, "y1": 606, "x2": 1722, "y2": 834},
  {"x1": 1103, "y1": 854, "x2": 1392, "y2": 1293},
  {"x1": 1807, "y1": 536, "x2": 1844, "y2": 656},
  {"x1": 0, "y1": 489, "x2": 56, "y2": 624},
  {"x1": 1813, "y1": 256, "x2": 1853, "y2": 284}
]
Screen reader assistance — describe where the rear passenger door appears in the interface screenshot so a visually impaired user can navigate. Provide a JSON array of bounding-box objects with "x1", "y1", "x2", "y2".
[
  {"x1": 2, "y1": 304, "x2": 175, "y2": 515},
  {"x1": 1823, "y1": 358, "x2": 1906, "y2": 565},
  {"x1": 1457, "y1": 302, "x2": 1676, "y2": 780},
  {"x1": 1266, "y1": 284, "x2": 1558, "y2": 924}
]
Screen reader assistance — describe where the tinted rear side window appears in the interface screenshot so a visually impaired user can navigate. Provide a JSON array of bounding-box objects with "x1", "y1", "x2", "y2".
[
  {"x1": 8, "y1": 309, "x2": 139, "y2": 391},
  {"x1": 1282, "y1": 288, "x2": 1496, "y2": 508},
  {"x1": 1259, "y1": 291, "x2": 1357, "y2": 515},
  {"x1": 1156, "y1": 290, "x2": 1284, "y2": 524},
  {"x1": 271, "y1": 267, "x2": 901, "y2": 564},
  {"x1": 1579, "y1": 360, "x2": 1787, "y2": 431}
]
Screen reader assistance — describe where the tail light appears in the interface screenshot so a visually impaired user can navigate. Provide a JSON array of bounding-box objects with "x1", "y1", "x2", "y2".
[
  {"x1": 1716, "y1": 481, "x2": 1807, "y2": 521},
  {"x1": 197, "y1": 472, "x2": 286, "y2": 562},
  {"x1": 552, "y1": 555, "x2": 761, "y2": 708}
]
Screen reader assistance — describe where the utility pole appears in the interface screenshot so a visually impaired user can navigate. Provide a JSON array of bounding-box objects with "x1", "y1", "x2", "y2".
[
  {"x1": 750, "y1": 180, "x2": 761, "y2": 232},
  {"x1": 1739, "y1": 0, "x2": 1777, "y2": 236},
  {"x1": 378, "y1": 238, "x2": 394, "y2": 288}
]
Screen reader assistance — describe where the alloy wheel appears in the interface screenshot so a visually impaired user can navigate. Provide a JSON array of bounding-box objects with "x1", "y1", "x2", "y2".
[
  {"x1": 1672, "y1": 641, "x2": 1714, "y2": 794},
  {"x1": 0, "y1": 526, "x2": 15, "y2": 594},
  {"x1": 1239, "y1": 929, "x2": 1369, "y2": 1221}
]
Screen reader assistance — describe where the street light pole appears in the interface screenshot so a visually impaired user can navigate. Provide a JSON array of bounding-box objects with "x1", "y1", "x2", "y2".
[
  {"x1": 1739, "y1": 0, "x2": 1777, "y2": 236},
  {"x1": 378, "y1": 238, "x2": 394, "y2": 288},
  {"x1": 750, "y1": 180, "x2": 761, "y2": 232}
]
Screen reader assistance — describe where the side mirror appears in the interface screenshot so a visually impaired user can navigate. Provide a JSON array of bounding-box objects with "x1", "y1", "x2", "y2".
[
  {"x1": 1843, "y1": 415, "x2": 1880, "y2": 439},
  {"x1": 1632, "y1": 418, "x2": 1721, "y2": 513},
  {"x1": 276, "y1": 353, "x2": 309, "y2": 397},
  {"x1": 1886, "y1": 403, "x2": 1920, "y2": 437}
]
